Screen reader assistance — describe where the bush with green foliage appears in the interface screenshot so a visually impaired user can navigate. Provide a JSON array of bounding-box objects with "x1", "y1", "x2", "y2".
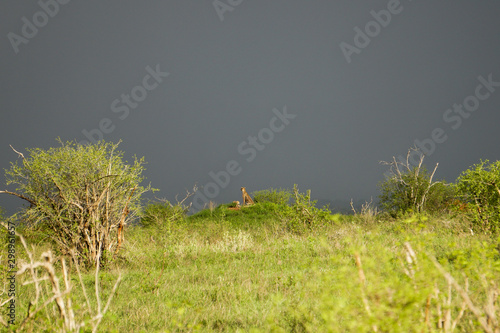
[
  {"x1": 276, "y1": 184, "x2": 334, "y2": 233},
  {"x1": 421, "y1": 181, "x2": 457, "y2": 214},
  {"x1": 379, "y1": 148, "x2": 448, "y2": 216},
  {"x1": 141, "y1": 199, "x2": 188, "y2": 231},
  {"x1": 456, "y1": 159, "x2": 500, "y2": 232},
  {"x1": 1, "y1": 140, "x2": 152, "y2": 267},
  {"x1": 252, "y1": 188, "x2": 291, "y2": 205},
  {"x1": 379, "y1": 166, "x2": 443, "y2": 215}
]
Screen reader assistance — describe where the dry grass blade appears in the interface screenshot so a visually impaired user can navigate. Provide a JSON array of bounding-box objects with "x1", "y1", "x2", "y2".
[
  {"x1": 428, "y1": 254, "x2": 495, "y2": 333},
  {"x1": 10, "y1": 229, "x2": 121, "y2": 332},
  {"x1": 354, "y1": 252, "x2": 378, "y2": 332}
]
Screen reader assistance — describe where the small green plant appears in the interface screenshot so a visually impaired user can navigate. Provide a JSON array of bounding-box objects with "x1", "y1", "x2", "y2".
[
  {"x1": 140, "y1": 200, "x2": 186, "y2": 230},
  {"x1": 140, "y1": 187, "x2": 195, "y2": 230},
  {"x1": 252, "y1": 188, "x2": 292, "y2": 205},
  {"x1": 456, "y1": 159, "x2": 500, "y2": 232},
  {"x1": 276, "y1": 184, "x2": 332, "y2": 233}
]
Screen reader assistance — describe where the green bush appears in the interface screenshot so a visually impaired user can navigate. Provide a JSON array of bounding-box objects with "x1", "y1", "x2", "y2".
[
  {"x1": 276, "y1": 184, "x2": 333, "y2": 233},
  {"x1": 140, "y1": 200, "x2": 188, "y2": 230},
  {"x1": 252, "y1": 188, "x2": 292, "y2": 205},
  {"x1": 379, "y1": 148, "x2": 445, "y2": 216},
  {"x1": 456, "y1": 159, "x2": 500, "y2": 232},
  {"x1": 422, "y1": 181, "x2": 457, "y2": 214},
  {"x1": 379, "y1": 166, "x2": 445, "y2": 216},
  {"x1": 1, "y1": 140, "x2": 152, "y2": 267}
]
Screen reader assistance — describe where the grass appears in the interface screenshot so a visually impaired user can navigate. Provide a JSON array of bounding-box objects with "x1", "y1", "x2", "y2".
[{"x1": 4, "y1": 203, "x2": 500, "y2": 332}]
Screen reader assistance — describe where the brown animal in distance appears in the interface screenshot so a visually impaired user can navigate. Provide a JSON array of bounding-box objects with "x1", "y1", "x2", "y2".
[
  {"x1": 241, "y1": 187, "x2": 254, "y2": 206},
  {"x1": 228, "y1": 201, "x2": 241, "y2": 211}
]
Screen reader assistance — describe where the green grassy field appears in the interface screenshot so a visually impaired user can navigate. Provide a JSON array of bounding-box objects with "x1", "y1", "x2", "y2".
[{"x1": 6, "y1": 203, "x2": 500, "y2": 332}]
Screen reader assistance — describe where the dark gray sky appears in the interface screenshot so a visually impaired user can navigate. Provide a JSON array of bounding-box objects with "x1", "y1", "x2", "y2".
[{"x1": 1, "y1": 1, "x2": 500, "y2": 214}]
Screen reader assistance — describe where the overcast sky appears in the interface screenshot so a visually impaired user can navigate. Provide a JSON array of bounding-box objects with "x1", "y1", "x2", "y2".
[{"x1": 1, "y1": 1, "x2": 500, "y2": 215}]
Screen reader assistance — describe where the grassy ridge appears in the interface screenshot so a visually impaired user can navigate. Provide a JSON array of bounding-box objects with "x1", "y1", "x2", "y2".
[{"x1": 10, "y1": 204, "x2": 500, "y2": 332}]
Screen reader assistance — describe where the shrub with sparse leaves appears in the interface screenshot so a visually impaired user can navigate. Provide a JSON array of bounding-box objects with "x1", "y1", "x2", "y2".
[
  {"x1": 141, "y1": 200, "x2": 188, "y2": 230},
  {"x1": 276, "y1": 184, "x2": 333, "y2": 233},
  {"x1": 379, "y1": 148, "x2": 442, "y2": 216},
  {"x1": 1, "y1": 140, "x2": 152, "y2": 268}
]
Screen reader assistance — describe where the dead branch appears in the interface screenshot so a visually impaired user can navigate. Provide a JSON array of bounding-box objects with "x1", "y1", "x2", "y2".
[
  {"x1": 9, "y1": 145, "x2": 26, "y2": 160},
  {"x1": 0, "y1": 190, "x2": 37, "y2": 206},
  {"x1": 380, "y1": 146, "x2": 439, "y2": 213},
  {"x1": 350, "y1": 199, "x2": 357, "y2": 215},
  {"x1": 175, "y1": 185, "x2": 197, "y2": 207}
]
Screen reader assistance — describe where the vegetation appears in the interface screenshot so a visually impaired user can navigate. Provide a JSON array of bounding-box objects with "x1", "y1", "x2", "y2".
[
  {"x1": 1, "y1": 142, "x2": 500, "y2": 332},
  {"x1": 140, "y1": 187, "x2": 195, "y2": 230},
  {"x1": 378, "y1": 147, "x2": 453, "y2": 216},
  {"x1": 277, "y1": 184, "x2": 336, "y2": 233},
  {"x1": 456, "y1": 159, "x2": 500, "y2": 233},
  {"x1": 4, "y1": 207, "x2": 499, "y2": 332},
  {"x1": 252, "y1": 188, "x2": 292, "y2": 205},
  {"x1": 1, "y1": 140, "x2": 152, "y2": 267},
  {"x1": 0, "y1": 229, "x2": 121, "y2": 332}
]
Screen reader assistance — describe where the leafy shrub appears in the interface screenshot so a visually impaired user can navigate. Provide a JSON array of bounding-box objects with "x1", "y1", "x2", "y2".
[
  {"x1": 276, "y1": 185, "x2": 333, "y2": 233},
  {"x1": 422, "y1": 181, "x2": 457, "y2": 214},
  {"x1": 141, "y1": 200, "x2": 188, "y2": 230},
  {"x1": 1, "y1": 140, "x2": 152, "y2": 268},
  {"x1": 379, "y1": 166, "x2": 436, "y2": 215},
  {"x1": 252, "y1": 188, "x2": 292, "y2": 205},
  {"x1": 456, "y1": 159, "x2": 500, "y2": 232},
  {"x1": 379, "y1": 148, "x2": 443, "y2": 216}
]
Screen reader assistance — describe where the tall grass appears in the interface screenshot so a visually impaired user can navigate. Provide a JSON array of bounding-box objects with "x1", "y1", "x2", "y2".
[{"x1": 4, "y1": 203, "x2": 500, "y2": 332}]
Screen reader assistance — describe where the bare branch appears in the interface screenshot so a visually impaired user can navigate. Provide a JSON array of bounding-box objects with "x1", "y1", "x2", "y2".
[
  {"x1": 0, "y1": 190, "x2": 37, "y2": 206},
  {"x1": 9, "y1": 145, "x2": 25, "y2": 160},
  {"x1": 350, "y1": 199, "x2": 357, "y2": 215}
]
